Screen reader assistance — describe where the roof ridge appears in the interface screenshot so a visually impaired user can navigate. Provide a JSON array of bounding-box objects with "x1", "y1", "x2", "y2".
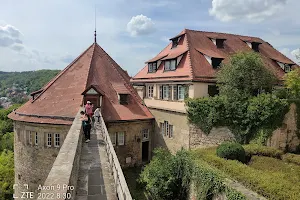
[
  {"x1": 185, "y1": 29, "x2": 262, "y2": 40},
  {"x1": 85, "y1": 43, "x2": 97, "y2": 89},
  {"x1": 95, "y1": 44, "x2": 144, "y2": 105},
  {"x1": 32, "y1": 43, "x2": 95, "y2": 103},
  {"x1": 185, "y1": 30, "x2": 194, "y2": 80}
]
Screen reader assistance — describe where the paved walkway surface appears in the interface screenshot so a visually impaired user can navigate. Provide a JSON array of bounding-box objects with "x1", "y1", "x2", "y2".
[{"x1": 75, "y1": 122, "x2": 117, "y2": 200}]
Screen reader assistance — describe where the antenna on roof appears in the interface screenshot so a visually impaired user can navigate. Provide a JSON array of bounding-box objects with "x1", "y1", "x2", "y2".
[{"x1": 94, "y1": 5, "x2": 97, "y2": 43}]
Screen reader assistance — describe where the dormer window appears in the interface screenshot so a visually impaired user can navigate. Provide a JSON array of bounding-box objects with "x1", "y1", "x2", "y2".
[
  {"x1": 252, "y1": 42, "x2": 260, "y2": 52},
  {"x1": 164, "y1": 59, "x2": 177, "y2": 71},
  {"x1": 284, "y1": 64, "x2": 291, "y2": 73},
  {"x1": 216, "y1": 39, "x2": 226, "y2": 49},
  {"x1": 211, "y1": 58, "x2": 223, "y2": 69},
  {"x1": 148, "y1": 62, "x2": 157, "y2": 73},
  {"x1": 119, "y1": 94, "x2": 128, "y2": 105},
  {"x1": 171, "y1": 37, "x2": 181, "y2": 49}
]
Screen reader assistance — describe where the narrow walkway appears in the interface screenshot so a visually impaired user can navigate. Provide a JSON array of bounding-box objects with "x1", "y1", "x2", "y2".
[{"x1": 75, "y1": 122, "x2": 117, "y2": 200}]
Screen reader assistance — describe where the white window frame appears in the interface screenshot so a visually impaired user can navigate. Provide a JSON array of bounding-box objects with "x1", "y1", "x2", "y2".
[
  {"x1": 178, "y1": 85, "x2": 185, "y2": 100},
  {"x1": 27, "y1": 130, "x2": 32, "y2": 145},
  {"x1": 118, "y1": 132, "x2": 125, "y2": 146},
  {"x1": 148, "y1": 85, "x2": 154, "y2": 98},
  {"x1": 110, "y1": 133, "x2": 116, "y2": 146},
  {"x1": 54, "y1": 133, "x2": 60, "y2": 147},
  {"x1": 142, "y1": 129, "x2": 149, "y2": 141},
  {"x1": 34, "y1": 132, "x2": 38, "y2": 146},
  {"x1": 170, "y1": 59, "x2": 176, "y2": 70},
  {"x1": 284, "y1": 64, "x2": 291, "y2": 73},
  {"x1": 163, "y1": 85, "x2": 169, "y2": 99},
  {"x1": 47, "y1": 133, "x2": 52, "y2": 147}
]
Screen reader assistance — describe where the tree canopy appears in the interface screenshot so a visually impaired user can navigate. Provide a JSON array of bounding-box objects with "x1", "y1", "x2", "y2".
[{"x1": 284, "y1": 68, "x2": 300, "y2": 98}]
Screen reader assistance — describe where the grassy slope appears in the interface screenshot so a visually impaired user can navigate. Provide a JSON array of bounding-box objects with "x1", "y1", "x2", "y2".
[{"x1": 192, "y1": 148, "x2": 300, "y2": 200}]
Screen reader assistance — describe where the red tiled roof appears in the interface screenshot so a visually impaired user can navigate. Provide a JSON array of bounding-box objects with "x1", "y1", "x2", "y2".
[
  {"x1": 131, "y1": 29, "x2": 299, "y2": 83},
  {"x1": 9, "y1": 43, "x2": 153, "y2": 124}
]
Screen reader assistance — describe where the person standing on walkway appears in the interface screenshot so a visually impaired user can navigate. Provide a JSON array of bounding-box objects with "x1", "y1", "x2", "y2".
[
  {"x1": 80, "y1": 111, "x2": 91, "y2": 143},
  {"x1": 85, "y1": 101, "x2": 94, "y2": 118}
]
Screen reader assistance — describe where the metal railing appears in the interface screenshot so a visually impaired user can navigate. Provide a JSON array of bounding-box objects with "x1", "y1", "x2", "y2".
[{"x1": 99, "y1": 116, "x2": 133, "y2": 200}]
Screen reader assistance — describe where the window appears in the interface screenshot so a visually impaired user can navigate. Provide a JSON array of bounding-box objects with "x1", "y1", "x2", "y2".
[
  {"x1": 54, "y1": 133, "x2": 60, "y2": 147},
  {"x1": 163, "y1": 85, "x2": 169, "y2": 99},
  {"x1": 110, "y1": 133, "x2": 116, "y2": 146},
  {"x1": 216, "y1": 39, "x2": 225, "y2": 49},
  {"x1": 284, "y1": 64, "x2": 291, "y2": 73},
  {"x1": 47, "y1": 133, "x2": 52, "y2": 147},
  {"x1": 119, "y1": 94, "x2": 128, "y2": 105},
  {"x1": 148, "y1": 62, "x2": 157, "y2": 73},
  {"x1": 164, "y1": 59, "x2": 177, "y2": 71},
  {"x1": 251, "y1": 42, "x2": 260, "y2": 52},
  {"x1": 142, "y1": 129, "x2": 149, "y2": 141},
  {"x1": 173, "y1": 85, "x2": 178, "y2": 100},
  {"x1": 160, "y1": 123, "x2": 165, "y2": 135},
  {"x1": 178, "y1": 85, "x2": 185, "y2": 100},
  {"x1": 148, "y1": 85, "x2": 154, "y2": 98},
  {"x1": 27, "y1": 130, "x2": 32, "y2": 145},
  {"x1": 169, "y1": 125, "x2": 173, "y2": 138},
  {"x1": 208, "y1": 85, "x2": 219, "y2": 97},
  {"x1": 211, "y1": 58, "x2": 223, "y2": 69},
  {"x1": 159, "y1": 85, "x2": 163, "y2": 99},
  {"x1": 171, "y1": 37, "x2": 180, "y2": 48},
  {"x1": 35, "y1": 132, "x2": 38, "y2": 146},
  {"x1": 118, "y1": 132, "x2": 125, "y2": 145},
  {"x1": 164, "y1": 121, "x2": 169, "y2": 136}
]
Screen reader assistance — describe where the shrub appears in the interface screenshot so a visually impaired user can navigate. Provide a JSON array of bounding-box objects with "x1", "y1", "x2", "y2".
[
  {"x1": 282, "y1": 153, "x2": 300, "y2": 166},
  {"x1": 216, "y1": 142, "x2": 246, "y2": 163},
  {"x1": 243, "y1": 144, "x2": 284, "y2": 159}
]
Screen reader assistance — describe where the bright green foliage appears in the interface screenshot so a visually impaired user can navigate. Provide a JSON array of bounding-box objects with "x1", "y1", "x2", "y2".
[
  {"x1": 216, "y1": 142, "x2": 246, "y2": 163},
  {"x1": 284, "y1": 68, "x2": 300, "y2": 98},
  {"x1": 186, "y1": 93, "x2": 288, "y2": 143},
  {"x1": 193, "y1": 147, "x2": 300, "y2": 200},
  {"x1": 139, "y1": 148, "x2": 194, "y2": 200},
  {"x1": 0, "y1": 104, "x2": 20, "y2": 135},
  {"x1": 0, "y1": 150, "x2": 14, "y2": 200},
  {"x1": 0, "y1": 132, "x2": 14, "y2": 152},
  {"x1": 244, "y1": 144, "x2": 284, "y2": 159},
  {"x1": 217, "y1": 52, "x2": 276, "y2": 98}
]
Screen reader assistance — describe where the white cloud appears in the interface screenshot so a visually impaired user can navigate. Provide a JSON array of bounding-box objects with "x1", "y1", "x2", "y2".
[
  {"x1": 280, "y1": 48, "x2": 300, "y2": 63},
  {"x1": 209, "y1": 0, "x2": 287, "y2": 22},
  {"x1": 127, "y1": 14, "x2": 155, "y2": 36},
  {"x1": 0, "y1": 24, "x2": 23, "y2": 48}
]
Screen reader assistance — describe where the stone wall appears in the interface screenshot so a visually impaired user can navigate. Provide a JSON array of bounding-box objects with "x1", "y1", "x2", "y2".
[
  {"x1": 150, "y1": 108, "x2": 190, "y2": 153},
  {"x1": 189, "y1": 125, "x2": 235, "y2": 149},
  {"x1": 39, "y1": 110, "x2": 83, "y2": 200},
  {"x1": 107, "y1": 119, "x2": 153, "y2": 167},
  {"x1": 14, "y1": 121, "x2": 70, "y2": 198},
  {"x1": 267, "y1": 103, "x2": 300, "y2": 152}
]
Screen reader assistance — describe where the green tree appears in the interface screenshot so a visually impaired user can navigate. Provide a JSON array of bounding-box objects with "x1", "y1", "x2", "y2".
[
  {"x1": 284, "y1": 68, "x2": 300, "y2": 98},
  {"x1": 217, "y1": 52, "x2": 276, "y2": 98},
  {"x1": 139, "y1": 148, "x2": 194, "y2": 200},
  {"x1": 0, "y1": 132, "x2": 14, "y2": 152},
  {"x1": 0, "y1": 150, "x2": 14, "y2": 200}
]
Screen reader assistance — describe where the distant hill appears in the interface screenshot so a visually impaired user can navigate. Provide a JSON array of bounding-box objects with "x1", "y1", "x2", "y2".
[{"x1": 0, "y1": 70, "x2": 60, "y2": 104}]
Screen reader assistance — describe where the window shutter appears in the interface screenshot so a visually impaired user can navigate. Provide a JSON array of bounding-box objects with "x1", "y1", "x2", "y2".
[
  {"x1": 173, "y1": 85, "x2": 178, "y2": 100},
  {"x1": 168, "y1": 85, "x2": 172, "y2": 99},
  {"x1": 159, "y1": 85, "x2": 163, "y2": 99}
]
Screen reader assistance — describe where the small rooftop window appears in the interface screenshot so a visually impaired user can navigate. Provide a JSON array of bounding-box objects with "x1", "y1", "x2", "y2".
[
  {"x1": 148, "y1": 62, "x2": 157, "y2": 73},
  {"x1": 164, "y1": 59, "x2": 177, "y2": 71},
  {"x1": 252, "y1": 42, "x2": 261, "y2": 52},
  {"x1": 211, "y1": 58, "x2": 223, "y2": 69},
  {"x1": 119, "y1": 94, "x2": 129, "y2": 105},
  {"x1": 216, "y1": 39, "x2": 226, "y2": 49},
  {"x1": 171, "y1": 37, "x2": 181, "y2": 49}
]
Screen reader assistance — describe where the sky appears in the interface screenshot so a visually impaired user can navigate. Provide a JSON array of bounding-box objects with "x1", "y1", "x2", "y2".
[{"x1": 0, "y1": 0, "x2": 299, "y2": 76}]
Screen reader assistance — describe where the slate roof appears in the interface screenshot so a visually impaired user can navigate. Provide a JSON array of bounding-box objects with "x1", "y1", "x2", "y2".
[
  {"x1": 131, "y1": 29, "x2": 299, "y2": 83},
  {"x1": 9, "y1": 43, "x2": 153, "y2": 125}
]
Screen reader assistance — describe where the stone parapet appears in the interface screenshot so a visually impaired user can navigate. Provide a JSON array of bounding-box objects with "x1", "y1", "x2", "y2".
[{"x1": 39, "y1": 108, "x2": 83, "y2": 200}]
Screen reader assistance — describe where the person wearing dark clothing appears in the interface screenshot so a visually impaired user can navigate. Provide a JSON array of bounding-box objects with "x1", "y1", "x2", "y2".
[{"x1": 80, "y1": 111, "x2": 91, "y2": 142}]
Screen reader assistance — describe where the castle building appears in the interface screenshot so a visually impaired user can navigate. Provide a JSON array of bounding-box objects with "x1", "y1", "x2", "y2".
[
  {"x1": 8, "y1": 40, "x2": 154, "y2": 197},
  {"x1": 130, "y1": 29, "x2": 299, "y2": 153}
]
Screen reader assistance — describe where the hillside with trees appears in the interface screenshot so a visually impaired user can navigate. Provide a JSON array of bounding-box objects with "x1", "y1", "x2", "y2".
[{"x1": 0, "y1": 70, "x2": 60, "y2": 105}]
